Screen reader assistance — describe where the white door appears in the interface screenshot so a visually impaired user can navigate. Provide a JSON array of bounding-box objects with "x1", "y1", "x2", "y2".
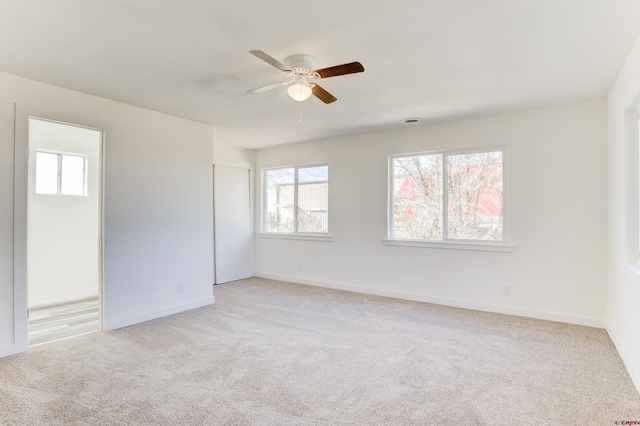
[{"x1": 214, "y1": 165, "x2": 253, "y2": 283}]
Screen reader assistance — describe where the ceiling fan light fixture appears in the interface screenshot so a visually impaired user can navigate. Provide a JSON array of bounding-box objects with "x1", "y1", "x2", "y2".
[{"x1": 287, "y1": 82, "x2": 312, "y2": 102}]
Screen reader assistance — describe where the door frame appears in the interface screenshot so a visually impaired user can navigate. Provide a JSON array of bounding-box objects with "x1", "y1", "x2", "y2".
[{"x1": 13, "y1": 104, "x2": 107, "y2": 354}]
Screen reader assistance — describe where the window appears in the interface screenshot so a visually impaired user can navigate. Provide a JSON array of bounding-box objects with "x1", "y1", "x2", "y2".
[
  {"x1": 35, "y1": 151, "x2": 87, "y2": 196},
  {"x1": 263, "y1": 165, "x2": 328, "y2": 234},
  {"x1": 390, "y1": 147, "x2": 504, "y2": 243}
]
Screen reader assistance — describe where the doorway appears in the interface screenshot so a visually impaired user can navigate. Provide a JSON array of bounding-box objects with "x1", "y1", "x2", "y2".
[{"x1": 26, "y1": 117, "x2": 103, "y2": 345}]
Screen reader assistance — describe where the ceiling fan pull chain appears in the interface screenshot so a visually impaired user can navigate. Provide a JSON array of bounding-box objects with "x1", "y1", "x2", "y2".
[{"x1": 299, "y1": 100, "x2": 303, "y2": 123}]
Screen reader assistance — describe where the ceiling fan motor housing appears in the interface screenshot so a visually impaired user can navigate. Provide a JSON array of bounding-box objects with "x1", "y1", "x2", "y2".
[{"x1": 285, "y1": 55, "x2": 317, "y2": 74}]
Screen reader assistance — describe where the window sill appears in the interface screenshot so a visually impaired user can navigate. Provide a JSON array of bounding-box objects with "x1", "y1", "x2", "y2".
[
  {"x1": 382, "y1": 239, "x2": 516, "y2": 252},
  {"x1": 258, "y1": 233, "x2": 334, "y2": 242}
]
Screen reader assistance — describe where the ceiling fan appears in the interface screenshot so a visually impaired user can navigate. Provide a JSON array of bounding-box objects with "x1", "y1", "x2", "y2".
[{"x1": 247, "y1": 50, "x2": 364, "y2": 104}]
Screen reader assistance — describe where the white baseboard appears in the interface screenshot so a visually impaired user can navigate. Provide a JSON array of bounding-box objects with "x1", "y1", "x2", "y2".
[
  {"x1": 105, "y1": 296, "x2": 215, "y2": 331},
  {"x1": 254, "y1": 272, "x2": 606, "y2": 328},
  {"x1": 0, "y1": 343, "x2": 21, "y2": 359},
  {"x1": 606, "y1": 326, "x2": 640, "y2": 394}
]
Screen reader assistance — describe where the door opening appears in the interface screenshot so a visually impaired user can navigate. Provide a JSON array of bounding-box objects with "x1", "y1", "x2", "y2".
[{"x1": 27, "y1": 117, "x2": 103, "y2": 346}]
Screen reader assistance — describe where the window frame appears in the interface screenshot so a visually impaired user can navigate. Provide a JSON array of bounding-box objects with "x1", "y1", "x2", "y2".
[
  {"x1": 628, "y1": 108, "x2": 640, "y2": 265},
  {"x1": 385, "y1": 145, "x2": 514, "y2": 252},
  {"x1": 260, "y1": 163, "x2": 331, "y2": 240},
  {"x1": 619, "y1": 95, "x2": 640, "y2": 276},
  {"x1": 620, "y1": 101, "x2": 640, "y2": 270},
  {"x1": 637, "y1": 112, "x2": 640, "y2": 263},
  {"x1": 34, "y1": 149, "x2": 88, "y2": 197}
]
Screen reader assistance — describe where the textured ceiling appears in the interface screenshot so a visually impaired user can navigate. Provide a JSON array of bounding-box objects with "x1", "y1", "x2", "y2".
[{"x1": 1, "y1": 1, "x2": 639, "y2": 149}]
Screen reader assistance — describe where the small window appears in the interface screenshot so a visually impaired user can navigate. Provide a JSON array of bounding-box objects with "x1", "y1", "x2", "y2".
[
  {"x1": 390, "y1": 147, "x2": 504, "y2": 242},
  {"x1": 264, "y1": 165, "x2": 329, "y2": 234},
  {"x1": 35, "y1": 151, "x2": 87, "y2": 196}
]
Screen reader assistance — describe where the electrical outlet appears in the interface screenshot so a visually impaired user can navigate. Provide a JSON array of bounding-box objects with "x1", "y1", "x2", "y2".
[
  {"x1": 502, "y1": 285, "x2": 511, "y2": 295},
  {"x1": 178, "y1": 284, "x2": 184, "y2": 293},
  {"x1": 297, "y1": 263, "x2": 302, "y2": 271}
]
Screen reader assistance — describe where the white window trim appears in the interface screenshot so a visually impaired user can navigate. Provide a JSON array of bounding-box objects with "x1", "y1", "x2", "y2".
[
  {"x1": 382, "y1": 238, "x2": 515, "y2": 252},
  {"x1": 633, "y1": 109, "x2": 640, "y2": 267},
  {"x1": 621, "y1": 97, "x2": 640, "y2": 266},
  {"x1": 34, "y1": 149, "x2": 88, "y2": 197},
  {"x1": 636, "y1": 110, "x2": 640, "y2": 265},
  {"x1": 261, "y1": 163, "x2": 330, "y2": 236},
  {"x1": 624, "y1": 106, "x2": 640, "y2": 266},
  {"x1": 387, "y1": 145, "x2": 511, "y2": 251},
  {"x1": 258, "y1": 232, "x2": 334, "y2": 242}
]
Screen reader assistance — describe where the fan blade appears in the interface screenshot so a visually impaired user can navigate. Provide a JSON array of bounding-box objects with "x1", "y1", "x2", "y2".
[
  {"x1": 315, "y1": 62, "x2": 364, "y2": 78},
  {"x1": 249, "y1": 50, "x2": 291, "y2": 72},
  {"x1": 247, "y1": 81, "x2": 283, "y2": 94},
  {"x1": 312, "y1": 84, "x2": 337, "y2": 104}
]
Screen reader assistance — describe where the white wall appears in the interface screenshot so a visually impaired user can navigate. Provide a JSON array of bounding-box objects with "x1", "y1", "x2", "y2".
[
  {"x1": 255, "y1": 100, "x2": 608, "y2": 327},
  {"x1": 213, "y1": 138, "x2": 255, "y2": 168},
  {"x1": 606, "y1": 33, "x2": 640, "y2": 392},
  {"x1": 27, "y1": 119, "x2": 101, "y2": 306},
  {"x1": 0, "y1": 70, "x2": 216, "y2": 357}
]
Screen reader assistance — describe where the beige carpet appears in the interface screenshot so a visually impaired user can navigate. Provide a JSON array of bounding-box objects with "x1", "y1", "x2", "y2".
[{"x1": 0, "y1": 277, "x2": 638, "y2": 425}]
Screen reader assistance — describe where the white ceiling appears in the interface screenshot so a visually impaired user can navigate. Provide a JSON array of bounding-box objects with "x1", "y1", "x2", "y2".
[{"x1": 1, "y1": 1, "x2": 639, "y2": 149}]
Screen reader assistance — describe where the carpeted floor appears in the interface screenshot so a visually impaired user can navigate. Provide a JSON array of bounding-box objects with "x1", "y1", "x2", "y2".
[{"x1": 0, "y1": 277, "x2": 639, "y2": 425}]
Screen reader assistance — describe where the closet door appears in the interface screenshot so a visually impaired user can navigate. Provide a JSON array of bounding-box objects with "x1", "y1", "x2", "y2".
[{"x1": 213, "y1": 165, "x2": 253, "y2": 284}]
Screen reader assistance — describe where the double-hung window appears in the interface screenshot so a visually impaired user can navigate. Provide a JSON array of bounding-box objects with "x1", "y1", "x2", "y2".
[
  {"x1": 389, "y1": 147, "x2": 506, "y2": 245},
  {"x1": 263, "y1": 165, "x2": 329, "y2": 234}
]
